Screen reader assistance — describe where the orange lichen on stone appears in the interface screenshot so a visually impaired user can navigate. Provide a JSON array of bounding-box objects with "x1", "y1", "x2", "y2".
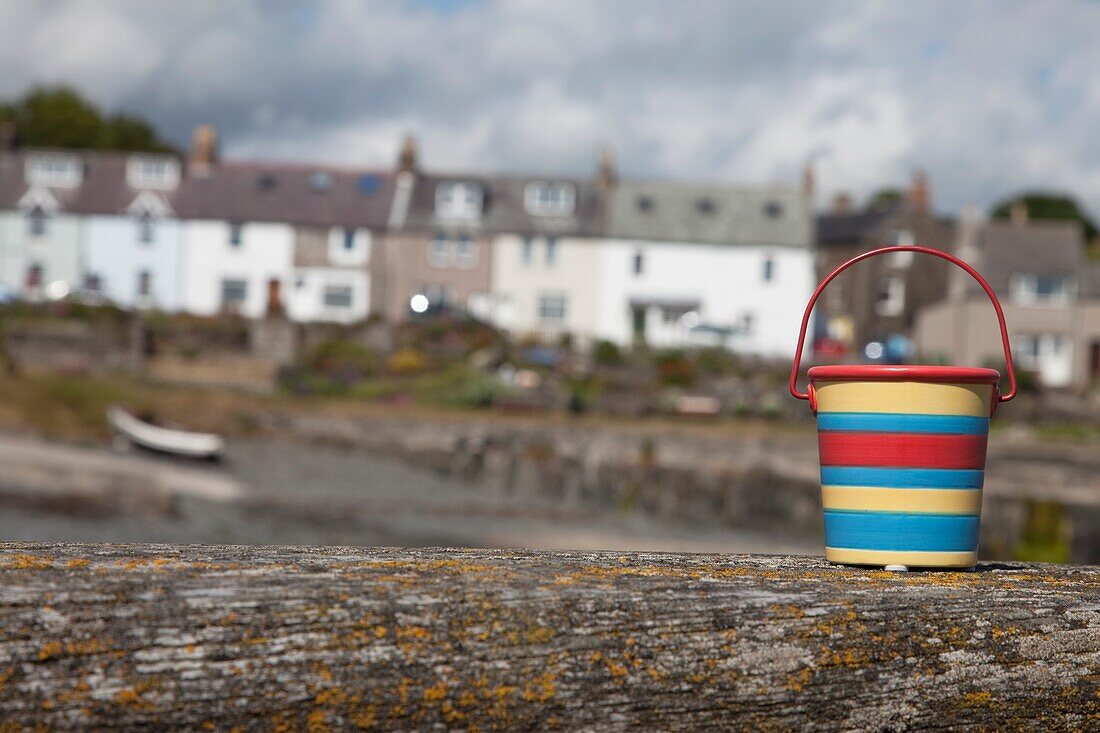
[
  {"x1": 522, "y1": 672, "x2": 556, "y2": 702},
  {"x1": 962, "y1": 691, "x2": 994, "y2": 707},
  {"x1": 423, "y1": 681, "x2": 448, "y2": 703},
  {"x1": 38, "y1": 640, "x2": 63, "y2": 661},
  {"x1": 2, "y1": 554, "x2": 55, "y2": 570},
  {"x1": 66, "y1": 559, "x2": 90, "y2": 569}
]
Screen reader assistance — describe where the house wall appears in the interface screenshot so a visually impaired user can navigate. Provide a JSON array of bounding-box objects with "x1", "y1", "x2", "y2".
[
  {"x1": 489, "y1": 234, "x2": 602, "y2": 340},
  {"x1": 181, "y1": 220, "x2": 294, "y2": 318},
  {"x1": 915, "y1": 298, "x2": 1087, "y2": 388},
  {"x1": 286, "y1": 267, "x2": 371, "y2": 324},
  {"x1": 596, "y1": 241, "x2": 814, "y2": 357},
  {"x1": 0, "y1": 210, "x2": 81, "y2": 295},
  {"x1": 81, "y1": 214, "x2": 185, "y2": 310},
  {"x1": 378, "y1": 231, "x2": 492, "y2": 321}
]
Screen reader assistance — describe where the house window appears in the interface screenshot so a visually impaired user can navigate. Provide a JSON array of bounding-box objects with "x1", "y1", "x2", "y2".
[
  {"x1": 27, "y1": 206, "x2": 48, "y2": 237},
  {"x1": 1010, "y1": 274, "x2": 1072, "y2": 305},
  {"x1": 763, "y1": 201, "x2": 783, "y2": 219},
  {"x1": 875, "y1": 276, "x2": 905, "y2": 316},
  {"x1": 221, "y1": 279, "x2": 248, "y2": 311},
  {"x1": 538, "y1": 294, "x2": 567, "y2": 326},
  {"x1": 429, "y1": 234, "x2": 451, "y2": 267},
  {"x1": 435, "y1": 181, "x2": 483, "y2": 219},
  {"x1": 126, "y1": 156, "x2": 180, "y2": 190},
  {"x1": 1016, "y1": 334, "x2": 1068, "y2": 370},
  {"x1": 137, "y1": 212, "x2": 155, "y2": 244},
  {"x1": 888, "y1": 231, "x2": 915, "y2": 266},
  {"x1": 229, "y1": 224, "x2": 243, "y2": 247},
  {"x1": 455, "y1": 235, "x2": 478, "y2": 268},
  {"x1": 25, "y1": 154, "x2": 82, "y2": 188},
  {"x1": 323, "y1": 284, "x2": 354, "y2": 308},
  {"x1": 636, "y1": 196, "x2": 653, "y2": 212},
  {"x1": 309, "y1": 171, "x2": 332, "y2": 192},
  {"x1": 762, "y1": 255, "x2": 775, "y2": 282},
  {"x1": 343, "y1": 228, "x2": 356, "y2": 251},
  {"x1": 524, "y1": 182, "x2": 576, "y2": 216},
  {"x1": 545, "y1": 237, "x2": 557, "y2": 265},
  {"x1": 633, "y1": 250, "x2": 644, "y2": 276},
  {"x1": 521, "y1": 237, "x2": 533, "y2": 265},
  {"x1": 83, "y1": 273, "x2": 102, "y2": 292},
  {"x1": 137, "y1": 270, "x2": 152, "y2": 297},
  {"x1": 422, "y1": 284, "x2": 452, "y2": 307},
  {"x1": 696, "y1": 199, "x2": 715, "y2": 215}
]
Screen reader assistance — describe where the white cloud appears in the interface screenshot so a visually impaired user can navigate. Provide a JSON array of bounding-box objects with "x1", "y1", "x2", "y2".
[{"x1": 1, "y1": 0, "x2": 1099, "y2": 213}]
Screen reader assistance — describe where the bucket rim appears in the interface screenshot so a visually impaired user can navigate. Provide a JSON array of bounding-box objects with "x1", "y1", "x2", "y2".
[{"x1": 808, "y1": 365, "x2": 1001, "y2": 384}]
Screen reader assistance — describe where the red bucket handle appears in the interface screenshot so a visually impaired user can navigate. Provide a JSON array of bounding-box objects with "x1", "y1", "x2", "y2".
[{"x1": 789, "y1": 245, "x2": 1017, "y2": 404}]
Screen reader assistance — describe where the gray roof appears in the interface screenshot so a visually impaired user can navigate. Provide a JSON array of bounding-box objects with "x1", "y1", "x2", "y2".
[
  {"x1": 174, "y1": 161, "x2": 395, "y2": 229},
  {"x1": 397, "y1": 172, "x2": 604, "y2": 237},
  {"x1": 0, "y1": 150, "x2": 151, "y2": 215},
  {"x1": 816, "y1": 205, "x2": 898, "y2": 245},
  {"x1": 0, "y1": 150, "x2": 396, "y2": 229},
  {"x1": 969, "y1": 220, "x2": 1084, "y2": 294},
  {"x1": 606, "y1": 180, "x2": 810, "y2": 247}
]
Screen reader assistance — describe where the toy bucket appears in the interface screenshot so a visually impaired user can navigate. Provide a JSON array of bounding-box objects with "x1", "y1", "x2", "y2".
[{"x1": 789, "y1": 246, "x2": 1017, "y2": 570}]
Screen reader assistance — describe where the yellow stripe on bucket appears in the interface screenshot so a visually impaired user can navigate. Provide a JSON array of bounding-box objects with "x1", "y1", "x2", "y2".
[
  {"x1": 821, "y1": 486, "x2": 982, "y2": 515},
  {"x1": 814, "y1": 381, "x2": 993, "y2": 417},
  {"x1": 824, "y1": 548, "x2": 977, "y2": 567}
]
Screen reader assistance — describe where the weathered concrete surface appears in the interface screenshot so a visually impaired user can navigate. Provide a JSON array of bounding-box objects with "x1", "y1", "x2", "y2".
[{"x1": 0, "y1": 544, "x2": 1097, "y2": 731}]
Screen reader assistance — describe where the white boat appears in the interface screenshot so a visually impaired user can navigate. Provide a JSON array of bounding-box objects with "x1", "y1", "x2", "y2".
[{"x1": 107, "y1": 406, "x2": 225, "y2": 460}]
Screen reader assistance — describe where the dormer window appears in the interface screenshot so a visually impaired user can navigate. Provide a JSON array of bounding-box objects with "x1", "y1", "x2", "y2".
[
  {"x1": 636, "y1": 195, "x2": 654, "y2": 212},
  {"x1": 126, "y1": 156, "x2": 180, "y2": 190},
  {"x1": 524, "y1": 182, "x2": 575, "y2": 216},
  {"x1": 25, "y1": 154, "x2": 82, "y2": 188},
  {"x1": 435, "y1": 182, "x2": 483, "y2": 219}
]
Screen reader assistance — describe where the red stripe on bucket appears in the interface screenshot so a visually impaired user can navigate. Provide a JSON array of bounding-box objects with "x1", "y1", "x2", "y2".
[{"x1": 818, "y1": 432, "x2": 988, "y2": 470}]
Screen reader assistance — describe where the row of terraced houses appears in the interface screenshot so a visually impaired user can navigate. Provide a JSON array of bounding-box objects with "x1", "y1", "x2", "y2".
[
  {"x1": 0, "y1": 126, "x2": 814, "y2": 358},
  {"x1": 2, "y1": 125, "x2": 1099, "y2": 389}
]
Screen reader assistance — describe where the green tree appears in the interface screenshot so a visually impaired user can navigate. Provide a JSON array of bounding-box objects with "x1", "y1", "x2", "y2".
[
  {"x1": 0, "y1": 86, "x2": 175, "y2": 153},
  {"x1": 989, "y1": 193, "x2": 1098, "y2": 240},
  {"x1": 866, "y1": 188, "x2": 903, "y2": 209}
]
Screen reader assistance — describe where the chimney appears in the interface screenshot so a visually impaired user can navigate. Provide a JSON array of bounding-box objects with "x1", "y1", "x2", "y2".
[
  {"x1": 831, "y1": 192, "x2": 853, "y2": 215},
  {"x1": 1009, "y1": 199, "x2": 1029, "y2": 226},
  {"x1": 0, "y1": 121, "x2": 16, "y2": 153},
  {"x1": 801, "y1": 163, "x2": 815, "y2": 207},
  {"x1": 397, "y1": 135, "x2": 418, "y2": 174},
  {"x1": 908, "y1": 170, "x2": 931, "y2": 215},
  {"x1": 189, "y1": 124, "x2": 219, "y2": 173},
  {"x1": 597, "y1": 146, "x2": 616, "y2": 190}
]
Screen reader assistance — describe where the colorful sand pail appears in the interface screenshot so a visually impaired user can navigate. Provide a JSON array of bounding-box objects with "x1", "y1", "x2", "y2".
[{"x1": 789, "y1": 246, "x2": 1017, "y2": 570}]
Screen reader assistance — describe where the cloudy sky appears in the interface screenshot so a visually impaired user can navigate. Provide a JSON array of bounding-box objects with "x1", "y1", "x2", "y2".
[{"x1": 1, "y1": 0, "x2": 1098, "y2": 215}]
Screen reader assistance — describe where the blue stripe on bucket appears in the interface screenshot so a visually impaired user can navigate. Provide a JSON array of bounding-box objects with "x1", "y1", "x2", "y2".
[
  {"x1": 816, "y1": 412, "x2": 989, "y2": 435},
  {"x1": 823, "y1": 510, "x2": 980, "y2": 552},
  {"x1": 820, "y1": 466, "x2": 984, "y2": 489}
]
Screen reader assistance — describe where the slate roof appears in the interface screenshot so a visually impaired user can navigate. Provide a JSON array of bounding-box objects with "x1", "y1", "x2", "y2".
[
  {"x1": 606, "y1": 179, "x2": 810, "y2": 247},
  {"x1": 174, "y1": 161, "x2": 395, "y2": 229},
  {"x1": 395, "y1": 172, "x2": 604, "y2": 237},
  {"x1": 815, "y1": 205, "x2": 898, "y2": 245},
  {"x1": 968, "y1": 220, "x2": 1085, "y2": 294},
  {"x1": 0, "y1": 150, "x2": 397, "y2": 229},
  {"x1": 0, "y1": 150, "x2": 151, "y2": 215}
]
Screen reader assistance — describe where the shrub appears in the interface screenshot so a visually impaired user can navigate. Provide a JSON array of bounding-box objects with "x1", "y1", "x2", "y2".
[{"x1": 387, "y1": 347, "x2": 426, "y2": 375}]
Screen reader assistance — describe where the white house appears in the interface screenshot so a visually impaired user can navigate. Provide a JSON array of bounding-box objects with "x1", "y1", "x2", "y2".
[
  {"x1": 0, "y1": 151, "x2": 86, "y2": 299},
  {"x1": 172, "y1": 145, "x2": 394, "y2": 322},
  {"x1": 490, "y1": 178, "x2": 815, "y2": 358},
  {"x1": 80, "y1": 154, "x2": 186, "y2": 310}
]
